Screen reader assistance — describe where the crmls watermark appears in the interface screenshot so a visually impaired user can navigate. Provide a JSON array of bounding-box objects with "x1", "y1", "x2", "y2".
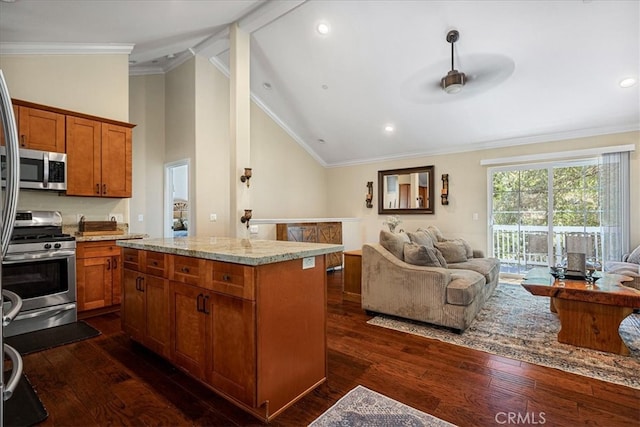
[{"x1": 495, "y1": 412, "x2": 547, "y2": 425}]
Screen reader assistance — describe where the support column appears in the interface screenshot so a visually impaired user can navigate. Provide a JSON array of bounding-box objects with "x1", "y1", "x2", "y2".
[{"x1": 229, "y1": 23, "x2": 251, "y2": 238}]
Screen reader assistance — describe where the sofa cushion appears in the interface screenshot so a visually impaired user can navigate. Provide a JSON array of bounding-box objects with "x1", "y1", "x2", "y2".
[
  {"x1": 403, "y1": 242, "x2": 445, "y2": 267},
  {"x1": 448, "y1": 258, "x2": 501, "y2": 286},
  {"x1": 434, "y1": 240, "x2": 468, "y2": 263},
  {"x1": 418, "y1": 225, "x2": 446, "y2": 242},
  {"x1": 407, "y1": 230, "x2": 435, "y2": 248},
  {"x1": 379, "y1": 230, "x2": 410, "y2": 261},
  {"x1": 446, "y1": 270, "x2": 486, "y2": 306},
  {"x1": 627, "y1": 245, "x2": 640, "y2": 264}
]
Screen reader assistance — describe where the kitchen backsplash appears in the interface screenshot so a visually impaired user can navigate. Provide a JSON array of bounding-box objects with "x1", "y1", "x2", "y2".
[{"x1": 17, "y1": 189, "x2": 129, "y2": 227}]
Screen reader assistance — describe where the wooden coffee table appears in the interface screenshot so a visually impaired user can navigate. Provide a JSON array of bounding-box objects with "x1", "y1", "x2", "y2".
[{"x1": 522, "y1": 268, "x2": 640, "y2": 355}]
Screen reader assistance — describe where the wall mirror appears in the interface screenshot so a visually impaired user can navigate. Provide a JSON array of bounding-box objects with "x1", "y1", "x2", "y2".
[{"x1": 378, "y1": 166, "x2": 435, "y2": 214}]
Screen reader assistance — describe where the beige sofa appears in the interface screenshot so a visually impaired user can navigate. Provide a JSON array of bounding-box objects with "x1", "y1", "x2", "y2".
[{"x1": 362, "y1": 227, "x2": 500, "y2": 332}]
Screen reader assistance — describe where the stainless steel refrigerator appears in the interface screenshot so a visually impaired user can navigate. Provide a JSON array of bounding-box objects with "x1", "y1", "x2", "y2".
[{"x1": 0, "y1": 69, "x2": 25, "y2": 427}]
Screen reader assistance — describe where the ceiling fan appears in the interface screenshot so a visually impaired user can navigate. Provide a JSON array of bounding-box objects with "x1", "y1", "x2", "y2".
[
  {"x1": 441, "y1": 30, "x2": 466, "y2": 94},
  {"x1": 400, "y1": 29, "x2": 515, "y2": 104}
]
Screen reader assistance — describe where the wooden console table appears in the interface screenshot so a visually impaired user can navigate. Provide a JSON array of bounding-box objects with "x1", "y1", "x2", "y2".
[
  {"x1": 522, "y1": 268, "x2": 639, "y2": 355},
  {"x1": 343, "y1": 249, "x2": 362, "y2": 303}
]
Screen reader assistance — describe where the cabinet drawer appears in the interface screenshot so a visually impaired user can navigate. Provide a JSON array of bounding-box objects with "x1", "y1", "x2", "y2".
[
  {"x1": 171, "y1": 255, "x2": 204, "y2": 285},
  {"x1": 77, "y1": 241, "x2": 120, "y2": 258},
  {"x1": 123, "y1": 248, "x2": 140, "y2": 270},
  {"x1": 209, "y1": 261, "x2": 255, "y2": 300},
  {"x1": 145, "y1": 251, "x2": 167, "y2": 277}
]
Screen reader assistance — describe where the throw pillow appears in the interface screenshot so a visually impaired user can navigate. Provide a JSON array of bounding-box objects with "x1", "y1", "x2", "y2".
[
  {"x1": 379, "y1": 230, "x2": 410, "y2": 261},
  {"x1": 449, "y1": 238, "x2": 474, "y2": 258},
  {"x1": 627, "y1": 245, "x2": 640, "y2": 264},
  {"x1": 407, "y1": 230, "x2": 435, "y2": 248},
  {"x1": 434, "y1": 240, "x2": 468, "y2": 263},
  {"x1": 403, "y1": 242, "x2": 444, "y2": 267}
]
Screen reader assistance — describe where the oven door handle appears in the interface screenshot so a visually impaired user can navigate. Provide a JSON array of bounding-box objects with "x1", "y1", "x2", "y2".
[
  {"x1": 3, "y1": 250, "x2": 76, "y2": 262},
  {"x1": 13, "y1": 303, "x2": 76, "y2": 321},
  {"x1": 2, "y1": 289, "x2": 23, "y2": 326},
  {"x1": 3, "y1": 344, "x2": 23, "y2": 401}
]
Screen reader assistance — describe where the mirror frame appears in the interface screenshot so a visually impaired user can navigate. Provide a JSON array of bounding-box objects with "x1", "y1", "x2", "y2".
[{"x1": 378, "y1": 166, "x2": 435, "y2": 215}]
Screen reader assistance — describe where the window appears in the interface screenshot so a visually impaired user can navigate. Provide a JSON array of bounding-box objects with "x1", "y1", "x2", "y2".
[{"x1": 490, "y1": 155, "x2": 629, "y2": 275}]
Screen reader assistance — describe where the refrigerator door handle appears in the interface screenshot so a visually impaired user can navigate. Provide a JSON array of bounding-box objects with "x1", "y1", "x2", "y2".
[
  {"x1": 1, "y1": 290, "x2": 22, "y2": 326},
  {"x1": 0, "y1": 70, "x2": 21, "y2": 257},
  {"x1": 2, "y1": 344, "x2": 23, "y2": 401}
]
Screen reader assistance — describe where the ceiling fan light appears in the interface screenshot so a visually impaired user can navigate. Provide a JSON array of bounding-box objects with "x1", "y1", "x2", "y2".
[{"x1": 441, "y1": 70, "x2": 466, "y2": 94}]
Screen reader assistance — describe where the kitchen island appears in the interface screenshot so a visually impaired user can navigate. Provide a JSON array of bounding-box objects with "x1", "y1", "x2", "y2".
[{"x1": 116, "y1": 237, "x2": 343, "y2": 422}]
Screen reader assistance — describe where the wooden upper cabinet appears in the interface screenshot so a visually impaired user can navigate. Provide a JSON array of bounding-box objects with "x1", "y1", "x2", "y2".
[
  {"x1": 66, "y1": 116, "x2": 101, "y2": 196},
  {"x1": 0, "y1": 105, "x2": 19, "y2": 146},
  {"x1": 101, "y1": 123, "x2": 132, "y2": 197},
  {"x1": 18, "y1": 106, "x2": 66, "y2": 152},
  {"x1": 66, "y1": 116, "x2": 132, "y2": 198}
]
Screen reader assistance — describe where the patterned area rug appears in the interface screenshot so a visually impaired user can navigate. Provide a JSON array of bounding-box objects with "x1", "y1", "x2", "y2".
[
  {"x1": 368, "y1": 283, "x2": 640, "y2": 389},
  {"x1": 309, "y1": 385, "x2": 456, "y2": 427}
]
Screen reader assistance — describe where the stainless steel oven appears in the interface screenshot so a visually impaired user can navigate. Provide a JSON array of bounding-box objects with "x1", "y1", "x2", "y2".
[{"x1": 2, "y1": 211, "x2": 77, "y2": 337}]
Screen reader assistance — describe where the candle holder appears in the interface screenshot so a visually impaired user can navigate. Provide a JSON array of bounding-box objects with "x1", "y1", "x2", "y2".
[
  {"x1": 441, "y1": 174, "x2": 449, "y2": 205},
  {"x1": 240, "y1": 209, "x2": 252, "y2": 228},
  {"x1": 240, "y1": 168, "x2": 252, "y2": 188},
  {"x1": 365, "y1": 181, "x2": 373, "y2": 208}
]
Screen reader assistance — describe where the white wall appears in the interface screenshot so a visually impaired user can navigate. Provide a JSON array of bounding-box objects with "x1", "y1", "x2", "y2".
[
  {"x1": 129, "y1": 74, "x2": 165, "y2": 236},
  {"x1": 0, "y1": 54, "x2": 130, "y2": 227},
  {"x1": 326, "y1": 131, "x2": 640, "y2": 253}
]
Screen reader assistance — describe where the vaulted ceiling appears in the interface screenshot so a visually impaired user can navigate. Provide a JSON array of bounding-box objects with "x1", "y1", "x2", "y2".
[{"x1": 1, "y1": 0, "x2": 638, "y2": 167}]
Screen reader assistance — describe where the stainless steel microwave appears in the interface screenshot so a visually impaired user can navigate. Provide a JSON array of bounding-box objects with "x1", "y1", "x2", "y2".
[{"x1": 0, "y1": 146, "x2": 67, "y2": 191}]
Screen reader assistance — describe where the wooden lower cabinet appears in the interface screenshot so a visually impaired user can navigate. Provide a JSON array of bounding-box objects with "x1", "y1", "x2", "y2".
[
  {"x1": 121, "y1": 249, "x2": 327, "y2": 422},
  {"x1": 122, "y1": 249, "x2": 170, "y2": 358},
  {"x1": 76, "y1": 241, "x2": 122, "y2": 312},
  {"x1": 170, "y1": 281, "x2": 256, "y2": 405},
  {"x1": 276, "y1": 221, "x2": 343, "y2": 269}
]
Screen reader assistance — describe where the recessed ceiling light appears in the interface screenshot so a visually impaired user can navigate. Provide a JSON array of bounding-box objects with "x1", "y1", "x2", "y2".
[
  {"x1": 321, "y1": 84, "x2": 328, "y2": 90},
  {"x1": 384, "y1": 125, "x2": 395, "y2": 133},
  {"x1": 166, "y1": 53, "x2": 176, "y2": 60},
  {"x1": 317, "y1": 138, "x2": 326, "y2": 144},
  {"x1": 263, "y1": 82, "x2": 272, "y2": 90},
  {"x1": 316, "y1": 22, "x2": 330, "y2": 35},
  {"x1": 619, "y1": 77, "x2": 637, "y2": 88}
]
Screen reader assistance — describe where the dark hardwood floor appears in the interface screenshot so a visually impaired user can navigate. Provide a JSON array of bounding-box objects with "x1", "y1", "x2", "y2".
[{"x1": 21, "y1": 270, "x2": 639, "y2": 426}]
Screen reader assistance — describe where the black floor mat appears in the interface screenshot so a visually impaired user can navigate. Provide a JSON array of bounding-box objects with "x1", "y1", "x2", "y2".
[
  {"x1": 5, "y1": 321, "x2": 100, "y2": 355},
  {"x1": 3, "y1": 374, "x2": 48, "y2": 427}
]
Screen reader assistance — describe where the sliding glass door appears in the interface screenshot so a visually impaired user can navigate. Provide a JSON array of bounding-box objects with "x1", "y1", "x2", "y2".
[{"x1": 490, "y1": 160, "x2": 604, "y2": 275}]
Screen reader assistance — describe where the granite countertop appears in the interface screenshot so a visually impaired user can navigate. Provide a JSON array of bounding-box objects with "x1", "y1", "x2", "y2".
[
  {"x1": 116, "y1": 236, "x2": 344, "y2": 266},
  {"x1": 75, "y1": 233, "x2": 148, "y2": 243}
]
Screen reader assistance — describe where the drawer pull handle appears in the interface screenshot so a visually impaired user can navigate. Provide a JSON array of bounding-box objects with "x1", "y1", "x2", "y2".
[
  {"x1": 222, "y1": 274, "x2": 231, "y2": 281},
  {"x1": 152, "y1": 261, "x2": 158, "y2": 266},
  {"x1": 181, "y1": 267, "x2": 190, "y2": 273}
]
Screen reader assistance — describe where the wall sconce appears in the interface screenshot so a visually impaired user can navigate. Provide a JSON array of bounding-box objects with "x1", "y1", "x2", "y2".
[
  {"x1": 240, "y1": 168, "x2": 252, "y2": 187},
  {"x1": 365, "y1": 181, "x2": 373, "y2": 208},
  {"x1": 441, "y1": 174, "x2": 449, "y2": 205},
  {"x1": 240, "y1": 209, "x2": 252, "y2": 228}
]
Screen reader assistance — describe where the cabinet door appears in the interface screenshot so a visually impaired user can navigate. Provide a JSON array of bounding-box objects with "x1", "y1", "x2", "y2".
[
  {"x1": 66, "y1": 116, "x2": 102, "y2": 196},
  {"x1": 318, "y1": 222, "x2": 342, "y2": 268},
  {"x1": 18, "y1": 106, "x2": 65, "y2": 152},
  {"x1": 77, "y1": 255, "x2": 112, "y2": 311},
  {"x1": 287, "y1": 225, "x2": 317, "y2": 242},
  {"x1": 170, "y1": 281, "x2": 208, "y2": 379},
  {"x1": 207, "y1": 294, "x2": 256, "y2": 406},
  {"x1": 111, "y1": 253, "x2": 122, "y2": 305},
  {"x1": 101, "y1": 123, "x2": 132, "y2": 197},
  {"x1": 122, "y1": 268, "x2": 145, "y2": 342},
  {"x1": 143, "y1": 275, "x2": 170, "y2": 358},
  {"x1": 0, "y1": 105, "x2": 18, "y2": 146}
]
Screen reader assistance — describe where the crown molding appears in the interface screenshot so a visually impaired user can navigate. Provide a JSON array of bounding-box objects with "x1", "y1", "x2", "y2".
[
  {"x1": 0, "y1": 42, "x2": 134, "y2": 55},
  {"x1": 325, "y1": 124, "x2": 640, "y2": 168}
]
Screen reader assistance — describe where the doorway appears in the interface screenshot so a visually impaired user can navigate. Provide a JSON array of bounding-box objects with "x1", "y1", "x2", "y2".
[{"x1": 164, "y1": 160, "x2": 190, "y2": 238}]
